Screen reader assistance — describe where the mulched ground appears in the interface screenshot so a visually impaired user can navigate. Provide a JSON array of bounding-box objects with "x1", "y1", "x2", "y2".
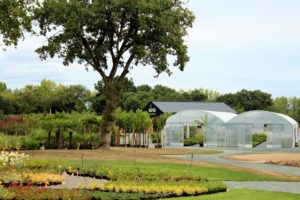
[
  {"x1": 265, "y1": 160, "x2": 300, "y2": 168},
  {"x1": 226, "y1": 153, "x2": 300, "y2": 163}
]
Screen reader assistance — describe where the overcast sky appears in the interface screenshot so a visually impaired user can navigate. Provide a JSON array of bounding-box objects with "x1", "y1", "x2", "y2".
[{"x1": 1, "y1": 0, "x2": 300, "y2": 98}]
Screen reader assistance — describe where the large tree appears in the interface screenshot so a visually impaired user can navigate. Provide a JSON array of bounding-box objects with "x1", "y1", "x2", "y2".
[
  {"x1": 33, "y1": 0, "x2": 194, "y2": 148},
  {"x1": 0, "y1": 0, "x2": 32, "y2": 47}
]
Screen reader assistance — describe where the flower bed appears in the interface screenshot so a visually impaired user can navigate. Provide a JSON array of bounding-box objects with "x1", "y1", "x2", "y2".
[
  {"x1": 0, "y1": 151, "x2": 28, "y2": 167},
  {"x1": 4, "y1": 187, "x2": 92, "y2": 200},
  {"x1": 85, "y1": 181, "x2": 227, "y2": 198},
  {"x1": 65, "y1": 166, "x2": 206, "y2": 182},
  {"x1": 0, "y1": 172, "x2": 64, "y2": 187}
]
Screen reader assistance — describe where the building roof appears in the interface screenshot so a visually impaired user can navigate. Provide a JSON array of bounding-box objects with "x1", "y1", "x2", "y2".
[{"x1": 151, "y1": 101, "x2": 236, "y2": 113}]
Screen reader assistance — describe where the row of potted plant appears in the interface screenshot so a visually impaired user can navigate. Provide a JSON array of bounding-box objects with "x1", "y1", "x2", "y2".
[
  {"x1": 83, "y1": 181, "x2": 227, "y2": 198},
  {"x1": 0, "y1": 172, "x2": 64, "y2": 187},
  {"x1": 65, "y1": 166, "x2": 206, "y2": 182}
]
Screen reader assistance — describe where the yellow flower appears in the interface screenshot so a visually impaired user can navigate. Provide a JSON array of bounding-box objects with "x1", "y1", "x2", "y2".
[{"x1": 174, "y1": 187, "x2": 183, "y2": 196}]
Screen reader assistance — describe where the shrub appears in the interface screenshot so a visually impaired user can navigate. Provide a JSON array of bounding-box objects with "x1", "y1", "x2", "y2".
[
  {"x1": 252, "y1": 134, "x2": 267, "y2": 147},
  {"x1": 150, "y1": 132, "x2": 160, "y2": 143},
  {"x1": 21, "y1": 137, "x2": 41, "y2": 150},
  {"x1": 31, "y1": 128, "x2": 48, "y2": 145},
  {"x1": 184, "y1": 135, "x2": 203, "y2": 146}
]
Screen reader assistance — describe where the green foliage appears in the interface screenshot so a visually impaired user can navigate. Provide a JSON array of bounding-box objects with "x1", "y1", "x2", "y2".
[
  {"x1": 150, "y1": 132, "x2": 159, "y2": 143},
  {"x1": 270, "y1": 96, "x2": 300, "y2": 123},
  {"x1": 92, "y1": 191, "x2": 162, "y2": 200},
  {"x1": 0, "y1": 134, "x2": 41, "y2": 150},
  {"x1": 252, "y1": 134, "x2": 267, "y2": 147},
  {"x1": 217, "y1": 89, "x2": 273, "y2": 112},
  {"x1": 115, "y1": 109, "x2": 151, "y2": 132},
  {"x1": 0, "y1": 187, "x2": 14, "y2": 200},
  {"x1": 184, "y1": 135, "x2": 203, "y2": 146},
  {"x1": 7, "y1": 187, "x2": 92, "y2": 200},
  {"x1": 0, "y1": 134, "x2": 22, "y2": 151},
  {"x1": 92, "y1": 181, "x2": 226, "y2": 198},
  {"x1": 33, "y1": 0, "x2": 195, "y2": 148},
  {"x1": 25, "y1": 158, "x2": 289, "y2": 181},
  {"x1": 21, "y1": 137, "x2": 41, "y2": 150},
  {"x1": 153, "y1": 112, "x2": 172, "y2": 132},
  {"x1": 0, "y1": 80, "x2": 91, "y2": 114},
  {"x1": 0, "y1": 0, "x2": 32, "y2": 47}
]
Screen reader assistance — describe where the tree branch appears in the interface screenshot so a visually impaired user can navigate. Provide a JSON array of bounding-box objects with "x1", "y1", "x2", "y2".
[
  {"x1": 120, "y1": 53, "x2": 135, "y2": 80},
  {"x1": 80, "y1": 36, "x2": 107, "y2": 81}
]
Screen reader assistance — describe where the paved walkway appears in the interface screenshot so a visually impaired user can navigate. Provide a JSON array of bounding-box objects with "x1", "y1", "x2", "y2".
[
  {"x1": 224, "y1": 181, "x2": 300, "y2": 194},
  {"x1": 50, "y1": 172, "x2": 107, "y2": 189}
]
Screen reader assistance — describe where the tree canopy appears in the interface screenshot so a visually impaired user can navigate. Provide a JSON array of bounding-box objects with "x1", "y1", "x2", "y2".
[
  {"x1": 33, "y1": 0, "x2": 195, "y2": 148},
  {"x1": 0, "y1": 0, "x2": 32, "y2": 46},
  {"x1": 217, "y1": 89, "x2": 273, "y2": 112}
]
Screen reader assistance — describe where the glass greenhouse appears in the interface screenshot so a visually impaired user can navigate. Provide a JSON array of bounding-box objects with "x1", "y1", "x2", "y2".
[
  {"x1": 226, "y1": 110, "x2": 299, "y2": 148},
  {"x1": 163, "y1": 110, "x2": 298, "y2": 148},
  {"x1": 163, "y1": 110, "x2": 237, "y2": 147}
]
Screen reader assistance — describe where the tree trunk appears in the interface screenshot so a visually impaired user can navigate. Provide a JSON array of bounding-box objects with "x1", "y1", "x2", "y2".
[
  {"x1": 58, "y1": 131, "x2": 64, "y2": 149},
  {"x1": 46, "y1": 131, "x2": 51, "y2": 148},
  {"x1": 101, "y1": 81, "x2": 122, "y2": 149},
  {"x1": 69, "y1": 131, "x2": 73, "y2": 149}
]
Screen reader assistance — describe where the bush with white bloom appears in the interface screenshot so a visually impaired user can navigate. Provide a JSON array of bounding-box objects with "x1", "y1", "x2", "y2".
[{"x1": 0, "y1": 151, "x2": 29, "y2": 167}]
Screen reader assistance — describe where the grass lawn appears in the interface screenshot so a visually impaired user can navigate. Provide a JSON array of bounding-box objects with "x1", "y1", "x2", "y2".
[
  {"x1": 172, "y1": 189, "x2": 300, "y2": 200},
  {"x1": 23, "y1": 148, "x2": 300, "y2": 181}
]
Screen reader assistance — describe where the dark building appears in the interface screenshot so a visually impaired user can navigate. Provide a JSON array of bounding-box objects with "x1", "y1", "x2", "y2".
[{"x1": 143, "y1": 101, "x2": 236, "y2": 117}]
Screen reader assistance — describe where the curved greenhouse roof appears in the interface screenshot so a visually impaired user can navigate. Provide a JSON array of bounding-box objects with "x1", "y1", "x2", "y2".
[
  {"x1": 228, "y1": 110, "x2": 298, "y2": 126},
  {"x1": 166, "y1": 110, "x2": 237, "y2": 125}
]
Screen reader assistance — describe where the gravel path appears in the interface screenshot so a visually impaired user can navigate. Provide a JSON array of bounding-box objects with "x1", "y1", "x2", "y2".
[
  {"x1": 50, "y1": 172, "x2": 107, "y2": 189},
  {"x1": 224, "y1": 181, "x2": 300, "y2": 194}
]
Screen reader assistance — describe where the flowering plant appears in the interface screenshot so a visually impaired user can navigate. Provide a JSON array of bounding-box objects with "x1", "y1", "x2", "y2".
[{"x1": 0, "y1": 151, "x2": 28, "y2": 167}]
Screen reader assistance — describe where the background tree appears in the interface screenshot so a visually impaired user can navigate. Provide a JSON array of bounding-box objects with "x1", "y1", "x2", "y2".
[
  {"x1": 0, "y1": 0, "x2": 32, "y2": 47},
  {"x1": 181, "y1": 89, "x2": 208, "y2": 102},
  {"x1": 50, "y1": 85, "x2": 90, "y2": 113},
  {"x1": 0, "y1": 82, "x2": 7, "y2": 92},
  {"x1": 217, "y1": 89, "x2": 273, "y2": 112},
  {"x1": 33, "y1": 0, "x2": 195, "y2": 148}
]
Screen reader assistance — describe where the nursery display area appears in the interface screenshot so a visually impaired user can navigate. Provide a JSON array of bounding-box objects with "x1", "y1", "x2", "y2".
[
  {"x1": 0, "y1": 109, "x2": 156, "y2": 151},
  {"x1": 1, "y1": 148, "x2": 300, "y2": 200},
  {"x1": 163, "y1": 110, "x2": 299, "y2": 148},
  {"x1": 0, "y1": 150, "x2": 228, "y2": 199}
]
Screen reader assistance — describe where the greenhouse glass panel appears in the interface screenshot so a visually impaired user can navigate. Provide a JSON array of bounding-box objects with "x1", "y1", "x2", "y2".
[
  {"x1": 225, "y1": 124, "x2": 252, "y2": 147},
  {"x1": 164, "y1": 110, "x2": 237, "y2": 147},
  {"x1": 227, "y1": 111, "x2": 298, "y2": 148},
  {"x1": 164, "y1": 124, "x2": 184, "y2": 147},
  {"x1": 266, "y1": 124, "x2": 282, "y2": 148}
]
